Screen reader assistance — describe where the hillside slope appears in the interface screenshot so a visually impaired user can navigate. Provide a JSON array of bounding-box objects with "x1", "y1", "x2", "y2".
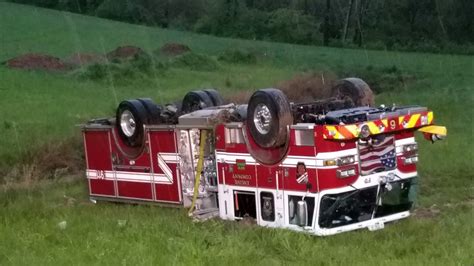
[
  {"x1": 0, "y1": 3, "x2": 472, "y2": 265},
  {"x1": 1, "y1": 2, "x2": 472, "y2": 76}
]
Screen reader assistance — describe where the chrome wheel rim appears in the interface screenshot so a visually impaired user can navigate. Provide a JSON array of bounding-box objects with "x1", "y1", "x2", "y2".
[
  {"x1": 253, "y1": 103, "x2": 271, "y2": 135},
  {"x1": 120, "y1": 110, "x2": 136, "y2": 137}
]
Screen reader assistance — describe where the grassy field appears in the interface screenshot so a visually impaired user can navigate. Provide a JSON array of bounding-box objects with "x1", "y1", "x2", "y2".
[{"x1": 0, "y1": 2, "x2": 473, "y2": 265}]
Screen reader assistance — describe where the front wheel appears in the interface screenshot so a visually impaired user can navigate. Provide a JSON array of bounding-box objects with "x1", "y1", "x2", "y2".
[{"x1": 246, "y1": 89, "x2": 293, "y2": 148}]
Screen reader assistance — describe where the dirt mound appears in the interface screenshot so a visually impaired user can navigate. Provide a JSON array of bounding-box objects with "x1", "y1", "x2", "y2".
[
  {"x1": 5, "y1": 53, "x2": 69, "y2": 71},
  {"x1": 160, "y1": 43, "x2": 191, "y2": 56},
  {"x1": 225, "y1": 72, "x2": 338, "y2": 104},
  {"x1": 106, "y1": 45, "x2": 146, "y2": 60},
  {"x1": 276, "y1": 72, "x2": 338, "y2": 102},
  {"x1": 65, "y1": 53, "x2": 106, "y2": 67}
]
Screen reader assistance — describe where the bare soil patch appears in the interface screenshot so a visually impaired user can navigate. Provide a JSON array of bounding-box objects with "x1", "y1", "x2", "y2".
[
  {"x1": 5, "y1": 53, "x2": 69, "y2": 71},
  {"x1": 224, "y1": 90, "x2": 253, "y2": 104},
  {"x1": 106, "y1": 45, "x2": 146, "y2": 61},
  {"x1": 413, "y1": 205, "x2": 441, "y2": 219},
  {"x1": 160, "y1": 43, "x2": 191, "y2": 56}
]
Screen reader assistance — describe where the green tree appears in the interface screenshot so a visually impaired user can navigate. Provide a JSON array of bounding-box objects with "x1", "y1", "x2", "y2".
[{"x1": 267, "y1": 8, "x2": 317, "y2": 44}]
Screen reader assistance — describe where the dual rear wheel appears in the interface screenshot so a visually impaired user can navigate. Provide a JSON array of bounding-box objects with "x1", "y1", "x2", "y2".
[{"x1": 117, "y1": 89, "x2": 224, "y2": 147}]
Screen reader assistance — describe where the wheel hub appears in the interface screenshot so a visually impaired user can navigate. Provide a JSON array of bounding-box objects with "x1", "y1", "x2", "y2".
[
  {"x1": 120, "y1": 110, "x2": 136, "y2": 137},
  {"x1": 253, "y1": 104, "x2": 272, "y2": 135}
]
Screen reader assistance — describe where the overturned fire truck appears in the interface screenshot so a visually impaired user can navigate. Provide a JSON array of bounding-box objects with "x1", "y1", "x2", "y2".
[{"x1": 82, "y1": 78, "x2": 446, "y2": 236}]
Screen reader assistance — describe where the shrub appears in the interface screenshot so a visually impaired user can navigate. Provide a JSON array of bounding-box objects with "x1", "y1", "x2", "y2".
[
  {"x1": 169, "y1": 52, "x2": 218, "y2": 71},
  {"x1": 9, "y1": 0, "x2": 59, "y2": 8},
  {"x1": 78, "y1": 63, "x2": 110, "y2": 80},
  {"x1": 128, "y1": 52, "x2": 153, "y2": 73},
  {"x1": 95, "y1": 0, "x2": 134, "y2": 22},
  {"x1": 75, "y1": 46, "x2": 171, "y2": 83}
]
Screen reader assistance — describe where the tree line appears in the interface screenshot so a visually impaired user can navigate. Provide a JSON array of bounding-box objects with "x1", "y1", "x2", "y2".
[{"x1": 10, "y1": 0, "x2": 473, "y2": 54}]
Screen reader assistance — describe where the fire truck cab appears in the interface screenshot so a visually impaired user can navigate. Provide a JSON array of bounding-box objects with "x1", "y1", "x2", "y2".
[{"x1": 82, "y1": 80, "x2": 446, "y2": 236}]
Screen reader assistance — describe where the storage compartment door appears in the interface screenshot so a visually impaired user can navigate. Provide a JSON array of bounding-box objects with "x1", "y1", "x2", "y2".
[{"x1": 148, "y1": 129, "x2": 181, "y2": 204}]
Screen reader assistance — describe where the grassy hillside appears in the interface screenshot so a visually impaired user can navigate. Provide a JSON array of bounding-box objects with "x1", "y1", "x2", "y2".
[{"x1": 0, "y1": 2, "x2": 473, "y2": 265}]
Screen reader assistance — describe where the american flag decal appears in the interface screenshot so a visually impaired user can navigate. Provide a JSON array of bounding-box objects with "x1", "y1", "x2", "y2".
[{"x1": 358, "y1": 135, "x2": 396, "y2": 175}]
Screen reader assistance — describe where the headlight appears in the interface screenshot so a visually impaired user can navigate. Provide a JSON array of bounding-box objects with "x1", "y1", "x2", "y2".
[
  {"x1": 336, "y1": 155, "x2": 356, "y2": 166},
  {"x1": 323, "y1": 159, "x2": 337, "y2": 166},
  {"x1": 323, "y1": 155, "x2": 356, "y2": 166},
  {"x1": 403, "y1": 143, "x2": 418, "y2": 153}
]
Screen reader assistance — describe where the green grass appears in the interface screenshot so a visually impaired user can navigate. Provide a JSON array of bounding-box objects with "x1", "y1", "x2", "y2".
[
  {"x1": 1, "y1": 179, "x2": 472, "y2": 265},
  {"x1": 0, "y1": 2, "x2": 473, "y2": 265}
]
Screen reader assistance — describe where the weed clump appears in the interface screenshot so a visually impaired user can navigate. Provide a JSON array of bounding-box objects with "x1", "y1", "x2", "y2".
[
  {"x1": 2, "y1": 137, "x2": 84, "y2": 185},
  {"x1": 76, "y1": 52, "x2": 167, "y2": 82},
  {"x1": 77, "y1": 63, "x2": 110, "y2": 80},
  {"x1": 169, "y1": 52, "x2": 219, "y2": 71},
  {"x1": 64, "y1": 53, "x2": 106, "y2": 68},
  {"x1": 218, "y1": 49, "x2": 257, "y2": 64}
]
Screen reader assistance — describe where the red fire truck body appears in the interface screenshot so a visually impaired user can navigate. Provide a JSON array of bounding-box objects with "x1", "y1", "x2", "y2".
[{"x1": 83, "y1": 86, "x2": 445, "y2": 236}]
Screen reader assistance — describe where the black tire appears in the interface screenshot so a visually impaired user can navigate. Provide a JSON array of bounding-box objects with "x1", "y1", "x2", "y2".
[
  {"x1": 203, "y1": 89, "x2": 224, "y2": 106},
  {"x1": 330, "y1": 78, "x2": 375, "y2": 107},
  {"x1": 116, "y1": 100, "x2": 148, "y2": 147},
  {"x1": 247, "y1": 89, "x2": 293, "y2": 148},
  {"x1": 181, "y1": 90, "x2": 214, "y2": 114},
  {"x1": 137, "y1": 98, "x2": 162, "y2": 124}
]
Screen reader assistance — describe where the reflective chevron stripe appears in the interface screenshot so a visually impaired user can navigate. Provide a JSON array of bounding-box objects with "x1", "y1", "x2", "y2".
[{"x1": 323, "y1": 111, "x2": 434, "y2": 140}]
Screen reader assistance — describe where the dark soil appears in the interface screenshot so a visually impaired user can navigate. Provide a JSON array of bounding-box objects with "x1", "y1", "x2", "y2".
[
  {"x1": 106, "y1": 45, "x2": 146, "y2": 61},
  {"x1": 276, "y1": 72, "x2": 338, "y2": 102},
  {"x1": 160, "y1": 43, "x2": 191, "y2": 56},
  {"x1": 5, "y1": 53, "x2": 69, "y2": 71},
  {"x1": 65, "y1": 53, "x2": 106, "y2": 67}
]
